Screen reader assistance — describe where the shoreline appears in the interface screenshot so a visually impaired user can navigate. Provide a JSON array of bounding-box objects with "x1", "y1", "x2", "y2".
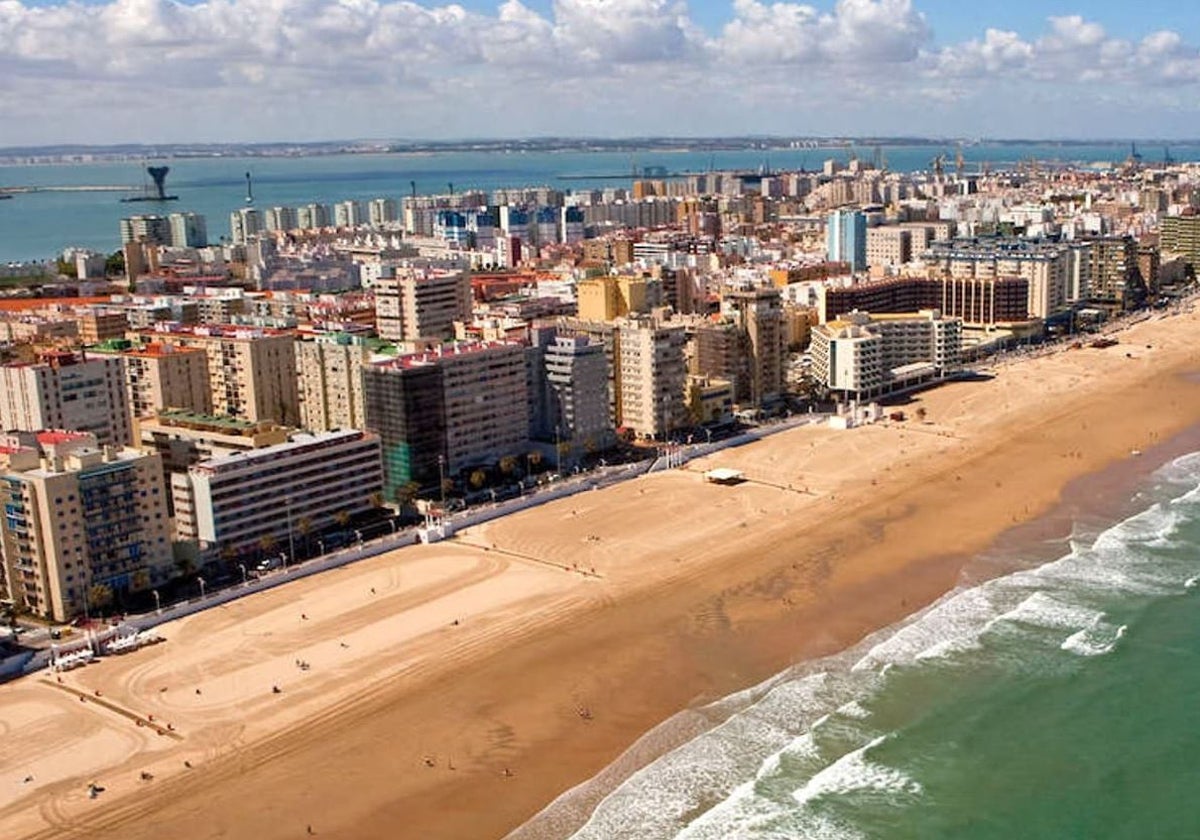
[{"x1": 4, "y1": 308, "x2": 1200, "y2": 839}]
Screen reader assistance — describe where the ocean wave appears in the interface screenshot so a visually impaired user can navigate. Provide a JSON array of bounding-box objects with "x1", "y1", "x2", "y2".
[{"x1": 791, "y1": 735, "x2": 923, "y2": 809}]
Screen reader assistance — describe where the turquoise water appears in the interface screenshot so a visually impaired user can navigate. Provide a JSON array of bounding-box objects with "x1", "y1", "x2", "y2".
[
  {"x1": 1, "y1": 142, "x2": 1198, "y2": 264},
  {"x1": 528, "y1": 451, "x2": 1200, "y2": 840}
]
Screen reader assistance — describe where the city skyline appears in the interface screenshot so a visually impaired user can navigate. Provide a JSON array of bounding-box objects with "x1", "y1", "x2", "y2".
[{"x1": 4, "y1": 0, "x2": 1200, "y2": 146}]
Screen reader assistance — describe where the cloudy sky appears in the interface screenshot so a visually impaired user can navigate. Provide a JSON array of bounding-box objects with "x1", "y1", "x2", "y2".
[{"x1": 2, "y1": 0, "x2": 1199, "y2": 146}]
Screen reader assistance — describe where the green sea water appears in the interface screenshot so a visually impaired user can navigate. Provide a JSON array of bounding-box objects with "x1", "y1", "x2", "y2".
[{"x1": 519, "y1": 451, "x2": 1200, "y2": 840}]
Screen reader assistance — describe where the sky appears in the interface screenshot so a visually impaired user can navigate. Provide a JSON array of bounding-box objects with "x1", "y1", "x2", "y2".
[{"x1": 3, "y1": 0, "x2": 1200, "y2": 146}]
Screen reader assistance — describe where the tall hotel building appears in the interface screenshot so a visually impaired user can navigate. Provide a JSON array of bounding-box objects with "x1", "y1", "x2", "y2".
[
  {"x1": 0, "y1": 351, "x2": 133, "y2": 447},
  {"x1": 173, "y1": 429, "x2": 383, "y2": 558},
  {"x1": 141, "y1": 325, "x2": 300, "y2": 426},
  {"x1": 374, "y1": 266, "x2": 473, "y2": 343},
  {"x1": 544, "y1": 335, "x2": 613, "y2": 451},
  {"x1": 363, "y1": 342, "x2": 529, "y2": 498},
  {"x1": 0, "y1": 431, "x2": 172, "y2": 621}
]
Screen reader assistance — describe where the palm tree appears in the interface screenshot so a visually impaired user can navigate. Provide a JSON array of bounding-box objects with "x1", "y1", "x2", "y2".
[
  {"x1": 469, "y1": 469, "x2": 487, "y2": 490},
  {"x1": 334, "y1": 510, "x2": 352, "y2": 529},
  {"x1": 296, "y1": 516, "x2": 313, "y2": 556},
  {"x1": 499, "y1": 455, "x2": 518, "y2": 477},
  {"x1": 258, "y1": 533, "x2": 278, "y2": 558}
]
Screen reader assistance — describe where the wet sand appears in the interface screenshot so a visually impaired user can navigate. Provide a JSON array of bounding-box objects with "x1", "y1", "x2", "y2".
[{"x1": 4, "y1": 308, "x2": 1200, "y2": 839}]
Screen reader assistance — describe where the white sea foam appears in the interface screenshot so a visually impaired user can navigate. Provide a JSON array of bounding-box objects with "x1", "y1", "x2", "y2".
[
  {"x1": 1185, "y1": 575, "x2": 1200, "y2": 590},
  {"x1": 836, "y1": 700, "x2": 871, "y2": 721},
  {"x1": 791, "y1": 736, "x2": 923, "y2": 809},
  {"x1": 995, "y1": 591, "x2": 1106, "y2": 633},
  {"x1": 1061, "y1": 624, "x2": 1127, "y2": 657}
]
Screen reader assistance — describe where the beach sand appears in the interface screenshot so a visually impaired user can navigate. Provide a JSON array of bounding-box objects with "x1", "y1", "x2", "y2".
[{"x1": 3, "y1": 309, "x2": 1200, "y2": 839}]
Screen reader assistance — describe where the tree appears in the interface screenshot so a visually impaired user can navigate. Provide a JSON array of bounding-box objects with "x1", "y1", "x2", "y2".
[
  {"x1": 526, "y1": 450, "x2": 542, "y2": 473},
  {"x1": 469, "y1": 469, "x2": 487, "y2": 490},
  {"x1": 258, "y1": 533, "x2": 278, "y2": 557},
  {"x1": 87, "y1": 583, "x2": 114, "y2": 615},
  {"x1": 498, "y1": 455, "x2": 517, "y2": 477},
  {"x1": 395, "y1": 482, "x2": 420, "y2": 510},
  {"x1": 334, "y1": 510, "x2": 351, "y2": 528},
  {"x1": 104, "y1": 250, "x2": 125, "y2": 277},
  {"x1": 296, "y1": 516, "x2": 313, "y2": 554}
]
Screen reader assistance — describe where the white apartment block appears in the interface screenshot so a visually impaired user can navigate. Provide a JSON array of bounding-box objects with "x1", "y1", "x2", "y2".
[
  {"x1": 0, "y1": 351, "x2": 133, "y2": 447},
  {"x1": 174, "y1": 429, "x2": 383, "y2": 557},
  {"x1": 811, "y1": 310, "x2": 962, "y2": 401}
]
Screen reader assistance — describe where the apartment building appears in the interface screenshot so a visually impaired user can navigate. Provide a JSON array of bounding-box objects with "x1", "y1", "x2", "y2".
[
  {"x1": 543, "y1": 335, "x2": 613, "y2": 452},
  {"x1": 91, "y1": 340, "x2": 212, "y2": 419},
  {"x1": 0, "y1": 351, "x2": 133, "y2": 447},
  {"x1": 1160, "y1": 214, "x2": 1200, "y2": 267},
  {"x1": 374, "y1": 265, "x2": 472, "y2": 343},
  {"x1": 726, "y1": 288, "x2": 786, "y2": 407},
  {"x1": 295, "y1": 336, "x2": 371, "y2": 432},
  {"x1": 819, "y1": 276, "x2": 1030, "y2": 327},
  {"x1": 615, "y1": 319, "x2": 688, "y2": 439},
  {"x1": 865, "y1": 227, "x2": 912, "y2": 269},
  {"x1": 363, "y1": 342, "x2": 529, "y2": 498},
  {"x1": 173, "y1": 429, "x2": 383, "y2": 558},
  {"x1": 0, "y1": 431, "x2": 172, "y2": 621},
  {"x1": 923, "y1": 237, "x2": 1072, "y2": 319},
  {"x1": 140, "y1": 325, "x2": 300, "y2": 426},
  {"x1": 576, "y1": 275, "x2": 649, "y2": 322},
  {"x1": 810, "y1": 310, "x2": 962, "y2": 401}
]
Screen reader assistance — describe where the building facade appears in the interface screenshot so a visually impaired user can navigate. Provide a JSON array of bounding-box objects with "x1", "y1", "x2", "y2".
[
  {"x1": 0, "y1": 432, "x2": 172, "y2": 621},
  {"x1": 374, "y1": 266, "x2": 473, "y2": 343},
  {"x1": 0, "y1": 351, "x2": 133, "y2": 447},
  {"x1": 295, "y1": 336, "x2": 371, "y2": 432}
]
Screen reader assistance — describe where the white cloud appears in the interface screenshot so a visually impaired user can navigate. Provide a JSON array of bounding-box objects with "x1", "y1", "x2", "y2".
[{"x1": 1, "y1": 1, "x2": 1200, "y2": 144}]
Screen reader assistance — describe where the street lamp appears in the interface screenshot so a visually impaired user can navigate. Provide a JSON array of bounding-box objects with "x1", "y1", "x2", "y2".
[
  {"x1": 237, "y1": 564, "x2": 247, "y2": 586},
  {"x1": 285, "y1": 496, "x2": 295, "y2": 572},
  {"x1": 197, "y1": 577, "x2": 206, "y2": 599},
  {"x1": 388, "y1": 519, "x2": 397, "y2": 535},
  {"x1": 355, "y1": 529, "x2": 363, "y2": 547},
  {"x1": 317, "y1": 538, "x2": 325, "y2": 556},
  {"x1": 152, "y1": 589, "x2": 161, "y2": 615},
  {"x1": 437, "y1": 455, "x2": 446, "y2": 509}
]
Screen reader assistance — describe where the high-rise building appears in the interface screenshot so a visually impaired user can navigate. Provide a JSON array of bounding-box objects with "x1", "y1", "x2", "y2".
[
  {"x1": 0, "y1": 431, "x2": 172, "y2": 621},
  {"x1": 119, "y1": 215, "x2": 171, "y2": 246},
  {"x1": 265, "y1": 206, "x2": 298, "y2": 232},
  {"x1": 333, "y1": 200, "x2": 367, "y2": 228},
  {"x1": 140, "y1": 325, "x2": 300, "y2": 426},
  {"x1": 168, "y1": 212, "x2": 208, "y2": 248},
  {"x1": 560, "y1": 206, "x2": 585, "y2": 244},
  {"x1": 544, "y1": 335, "x2": 613, "y2": 453},
  {"x1": 118, "y1": 342, "x2": 212, "y2": 418},
  {"x1": 229, "y1": 208, "x2": 264, "y2": 245},
  {"x1": 295, "y1": 336, "x2": 371, "y2": 432},
  {"x1": 1159, "y1": 215, "x2": 1200, "y2": 268},
  {"x1": 173, "y1": 429, "x2": 383, "y2": 558},
  {"x1": 296, "y1": 203, "x2": 330, "y2": 230},
  {"x1": 615, "y1": 319, "x2": 688, "y2": 439},
  {"x1": 368, "y1": 198, "x2": 398, "y2": 228},
  {"x1": 726, "y1": 288, "x2": 786, "y2": 407},
  {"x1": 576, "y1": 275, "x2": 648, "y2": 322},
  {"x1": 827, "y1": 209, "x2": 867, "y2": 272},
  {"x1": 363, "y1": 342, "x2": 529, "y2": 498},
  {"x1": 0, "y1": 351, "x2": 133, "y2": 447},
  {"x1": 923, "y1": 237, "x2": 1073, "y2": 320},
  {"x1": 374, "y1": 266, "x2": 473, "y2": 343}
]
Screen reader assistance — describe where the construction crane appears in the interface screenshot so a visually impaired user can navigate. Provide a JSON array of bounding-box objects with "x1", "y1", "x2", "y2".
[
  {"x1": 931, "y1": 154, "x2": 945, "y2": 180},
  {"x1": 955, "y1": 145, "x2": 965, "y2": 177},
  {"x1": 410, "y1": 180, "x2": 417, "y2": 198}
]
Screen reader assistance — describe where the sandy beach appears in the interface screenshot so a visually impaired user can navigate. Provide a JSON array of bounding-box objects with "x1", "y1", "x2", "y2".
[{"x1": 4, "y1": 308, "x2": 1200, "y2": 840}]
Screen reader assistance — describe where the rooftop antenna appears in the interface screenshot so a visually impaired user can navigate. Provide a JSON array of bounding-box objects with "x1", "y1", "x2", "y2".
[
  {"x1": 410, "y1": 180, "x2": 417, "y2": 198},
  {"x1": 448, "y1": 181, "x2": 454, "y2": 196},
  {"x1": 245, "y1": 171, "x2": 254, "y2": 205}
]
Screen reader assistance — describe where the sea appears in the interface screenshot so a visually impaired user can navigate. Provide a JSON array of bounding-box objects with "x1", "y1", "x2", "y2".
[
  {"x1": 1, "y1": 141, "x2": 1198, "y2": 265},
  {"x1": 509, "y1": 444, "x2": 1200, "y2": 840}
]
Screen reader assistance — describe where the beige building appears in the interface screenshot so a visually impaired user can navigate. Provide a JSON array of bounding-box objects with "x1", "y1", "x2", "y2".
[
  {"x1": 866, "y1": 227, "x2": 912, "y2": 270},
  {"x1": 615, "y1": 319, "x2": 688, "y2": 439},
  {"x1": 91, "y1": 341, "x2": 212, "y2": 418},
  {"x1": 726, "y1": 288, "x2": 787, "y2": 407},
  {"x1": 924, "y1": 238, "x2": 1071, "y2": 320},
  {"x1": 295, "y1": 336, "x2": 371, "y2": 432},
  {"x1": 77, "y1": 310, "x2": 130, "y2": 345},
  {"x1": 0, "y1": 431, "x2": 172, "y2": 621},
  {"x1": 374, "y1": 265, "x2": 472, "y2": 343},
  {"x1": 0, "y1": 350, "x2": 133, "y2": 447},
  {"x1": 140, "y1": 325, "x2": 300, "y2": 426},
  {"x1": 576, "y1": 275, "x2": 649, "y2": 322}
]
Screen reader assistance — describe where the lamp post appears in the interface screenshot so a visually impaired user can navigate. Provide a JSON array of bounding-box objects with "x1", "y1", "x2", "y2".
[
  {"x1": 355, "y1": 529, "x2": 363, "y2": 548},
  {"x1": 317, "y1": 538, "x2": 325, "y2": 556},
  {"x1": 437, "y1": 455, "x2": 446, "y2": 510},
  {"x1": 285, "y1": 496, "x2": 295, "y2": 572},
  {"x1": 152, "y1": 589, "x2": 161, "y2": 615},
  {"x1": 388, "y1": 519, "x2": 397, "y2": 535},
  {"x1": 238, "y1": 564, "x2": 247, "y2": 587},
  {"x1": 197, "y1": 577, "x2": 206, "y2": 600}
]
